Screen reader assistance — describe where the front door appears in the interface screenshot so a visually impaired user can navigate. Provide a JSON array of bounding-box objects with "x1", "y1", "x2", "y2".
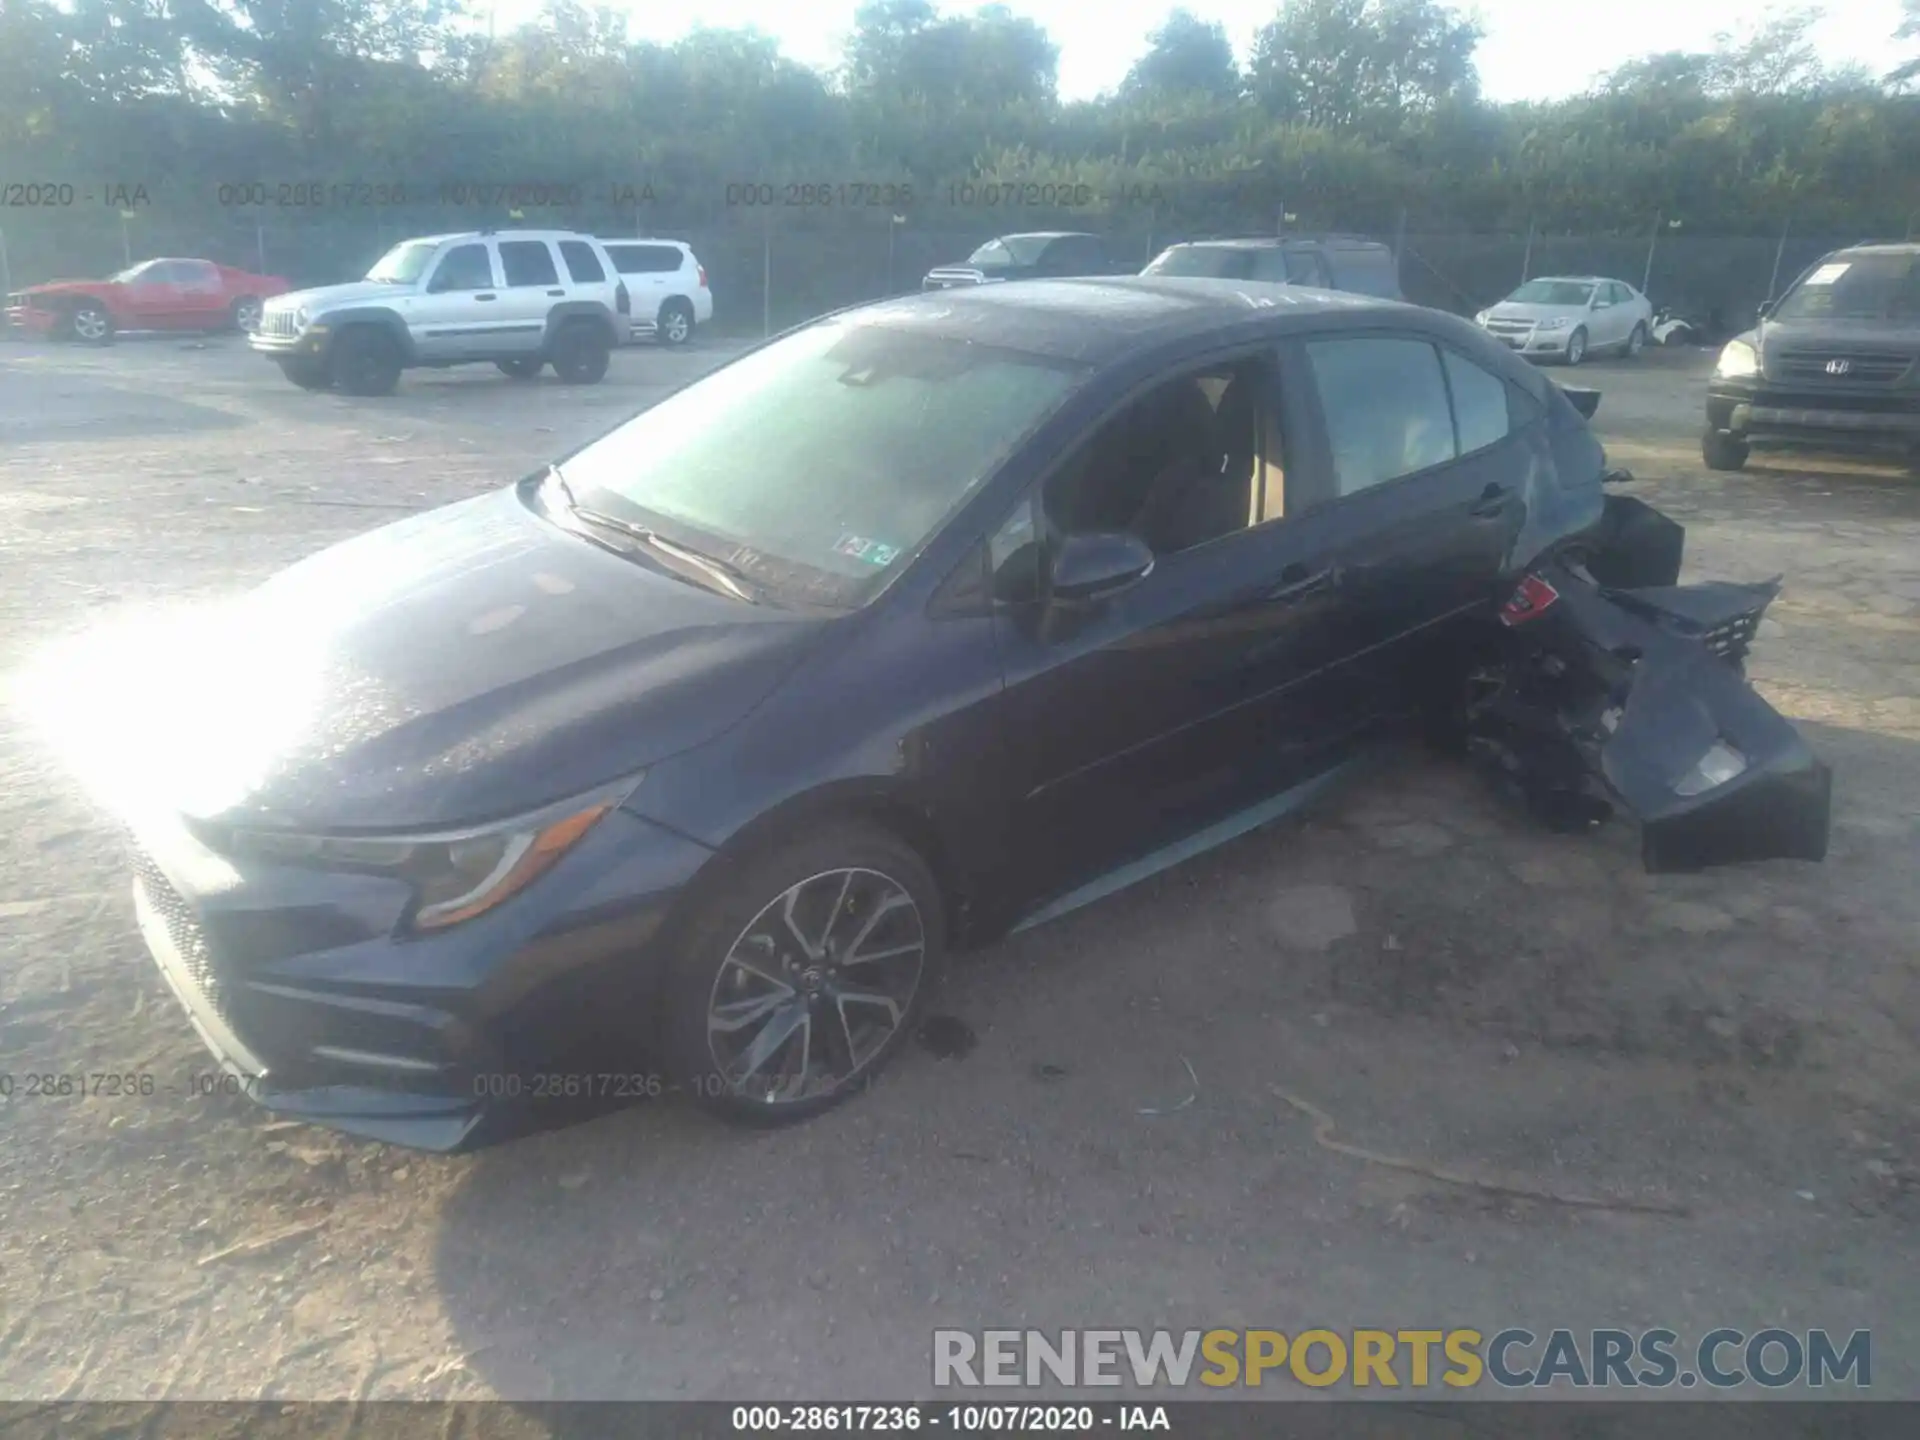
[
  {"x1": 413, "y1": 241, "x2": 499, "y2": 360},
  {"x1": 988, "y1": 353, "x2": 1376, "y2": 911}
]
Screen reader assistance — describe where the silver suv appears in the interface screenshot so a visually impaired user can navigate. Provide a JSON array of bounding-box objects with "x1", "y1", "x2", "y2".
[{"x1": 251, "y1": 229, "x2": 631, "y2": 395}]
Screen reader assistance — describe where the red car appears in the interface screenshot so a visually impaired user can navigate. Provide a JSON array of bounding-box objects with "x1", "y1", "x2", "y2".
[{"x1": 5, "y1": 257, "x2": 291, "y2": 344}]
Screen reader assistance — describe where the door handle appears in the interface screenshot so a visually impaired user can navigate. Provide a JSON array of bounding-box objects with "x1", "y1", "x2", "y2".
[
  {"x1": 1265, "y1": 562, "x2": 1337, "y2": 603},
  {"x1": 474, "y1": 293, "x2": 497, "y2": 302},
  {"x1": 546, "y1": 288, "x2": 565, "y2": 297},
  {"x1": 1469, "y1": 483, "x2": 1510, "y2": 518}
]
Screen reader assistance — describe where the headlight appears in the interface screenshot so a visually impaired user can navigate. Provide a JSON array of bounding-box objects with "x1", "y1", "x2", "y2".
[
  {"x1": 1474, "y1": 311, "x2": 1490, "y2": 325},
  {"x1": 293, "y1": 306, "x2": 309, "y2": 328},
  {"x1": 219, "y1": 778, "x2": 639, "y2": 930},
  {"x1": 1674, "y1": 739, "x2": 1748, "y2": 797},
  {"x1": 1714, "y1": 340, "x2": 1759, "y2": 379},
  {"x1": 1537, "y1": 317, "x2": 1570, "y2": 331}
]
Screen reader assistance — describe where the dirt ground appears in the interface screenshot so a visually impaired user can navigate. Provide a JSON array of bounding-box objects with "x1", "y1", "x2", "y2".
[{"x1": 0, "y1": 332, "x2": 1916, "y2": 1405}]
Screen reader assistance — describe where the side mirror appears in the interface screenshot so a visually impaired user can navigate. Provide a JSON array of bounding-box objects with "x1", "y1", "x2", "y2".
[
  {"x1": 1756, "y1": 299, "x2": 1775, "y2": 321},
  {"x1": 1049, "y1": 531, "x2": 1155, "y2": 607}
]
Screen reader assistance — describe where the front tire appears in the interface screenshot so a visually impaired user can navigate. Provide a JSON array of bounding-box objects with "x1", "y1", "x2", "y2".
[
  {"x1": 550, "y1": 320, "x2": 611, "y2": 383},
  {"x1": 67, "y1": 302, "x2": 114, "y2": 345},
  {"x1": 1624, "y1": 322, "x2": 1647, "y2": 359},
  {"x1": 1564, "y1": 327, "x2": 1588, "y2": 366},
  {"x1": 330, "y1": 326, "x2": 402, "y2": 396},
  {"x1": 660, "y1": 821, "x2": 944, "y2": 1126},
  {"x1": 656, "y1": 298, "x2": 694, "y2": 347},
  {"x1": 276, "y1": 356, "x2": 331, "y2": 391},
  {"x1": 496, "y1": 357, "x2": 544, "y2": 380},
  {"x1": 1702, "y1": 429, "x2": 1750, "y2": 472}
]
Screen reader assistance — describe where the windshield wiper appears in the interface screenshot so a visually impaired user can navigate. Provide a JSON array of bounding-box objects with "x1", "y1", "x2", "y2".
[{"x1": 545, "y1": 469, "x2": 762, "y2": 604}]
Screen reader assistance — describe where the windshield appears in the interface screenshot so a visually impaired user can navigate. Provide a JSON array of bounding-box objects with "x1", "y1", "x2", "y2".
[
  {"x1": 553, "y1": 320, "x2": 1086, "y2": 608},
  {"x1": 365, "y1": 240, "x2": 439, "y2": 284},
  {"x1": 1143, "y1": 246, "x2": 1259, "y2": 280},
  {"x1": 1773, "y1": 255, "x2": 1920, "y2": 322},
  {"x1": 968, "y1": 236, "x2": 1052, "y2": 268},
  {"x1": 1507, "y1": 280, "x2": 1594, "y2": 307}
]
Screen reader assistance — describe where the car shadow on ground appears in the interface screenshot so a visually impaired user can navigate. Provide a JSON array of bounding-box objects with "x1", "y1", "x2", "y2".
[
  {"x1": 427, "y1": 717, "x2": 1919, "y2": 1401},
  {"x1": 0, "y1": 364, "x2": 247, "y2": 443}
]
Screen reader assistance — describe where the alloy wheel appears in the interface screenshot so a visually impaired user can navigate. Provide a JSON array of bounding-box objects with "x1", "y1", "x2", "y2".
[
  {"x1": 661, "y1": 307, "x2": 691, "y2": 344},
  {"x1": 1566, "y1": 328, "x2": 1586, "y2": 365},
  {"x1": 705, "y1": 867, "x2": 927, "y2": 1106},
  {"x1": 72, "y1": 306, "x2": 109, "y2": 342},
  {"x1": 234, "y1": 297, "x2": 263, "y2": 332}
]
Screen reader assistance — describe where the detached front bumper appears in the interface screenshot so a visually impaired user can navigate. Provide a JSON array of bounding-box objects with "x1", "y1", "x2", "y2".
[
  {"x1": 127, "y1": 805, "x2": 713, "y2": 1151},
  {"x1": 1708, "y1": 379, "x2": 1920, "y2": 448}
]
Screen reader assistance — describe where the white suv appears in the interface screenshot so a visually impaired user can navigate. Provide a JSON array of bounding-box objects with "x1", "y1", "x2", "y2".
[
  {"x1": 250, "y1": 229, "x2": 631, "y2": 395},
  {"x1": 603, "y1": 239, "x2": 711, "y2": 346}
]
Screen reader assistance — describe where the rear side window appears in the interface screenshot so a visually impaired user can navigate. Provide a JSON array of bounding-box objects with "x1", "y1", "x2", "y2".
[
  {"x1": 606, "y1": 244, "x2": 684, "y2": 275},
  {"x1": 558, "y1": 241, "x2": 606, "y2": 284},
  {"x1": 1305, "y1": 336, "x2": 1455, "y2": 496},
  {"x1": 1441, "y1": 349, "x2": 1513, "y2": 455},
  {"x1": 499, "y1": 240, "x2": 559, "y2": 287}
]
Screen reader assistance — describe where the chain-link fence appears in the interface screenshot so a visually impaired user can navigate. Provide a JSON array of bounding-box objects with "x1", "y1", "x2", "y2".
[{"x1": 0, "y1": 194, "x2": 1890, "y2": 339}]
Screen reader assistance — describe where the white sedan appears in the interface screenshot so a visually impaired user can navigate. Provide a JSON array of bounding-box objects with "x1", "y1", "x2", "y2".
[{"x1": 1473, "y1": 276, "x2": 1655, "y2": 366}]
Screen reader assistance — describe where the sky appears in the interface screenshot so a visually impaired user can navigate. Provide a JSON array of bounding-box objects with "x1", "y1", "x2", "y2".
[{"x1": 486, "y1": 0, "x2": 1909, "y2": 102}]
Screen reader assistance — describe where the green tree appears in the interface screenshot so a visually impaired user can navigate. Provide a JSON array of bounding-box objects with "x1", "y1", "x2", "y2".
[{"x1": 1121, "y1": 10, "x2": 1241, "y2": 100}]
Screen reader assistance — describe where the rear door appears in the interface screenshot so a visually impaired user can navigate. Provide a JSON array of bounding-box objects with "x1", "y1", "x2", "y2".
[
  {"x1": 1288, "y1": 331, "x2": 1531, "y2": 707},
  {"x1": 492, "y1": 238, "x2": 564, "y2": 354}
]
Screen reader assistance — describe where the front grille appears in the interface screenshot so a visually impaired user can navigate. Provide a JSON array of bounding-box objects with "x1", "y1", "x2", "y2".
[
  {"x1": 1773, "y1": 350, "x2": 1912, "y2": 385},
  {"x1": 259, "y1": 310, "x2": 298, "y2": 338},
  {"x1": 1484, "y1": 320, "x2": 1533, "y2": 336},
  {"x1": 131, "y1": 847, "x2": 233, "y2": 1025}
]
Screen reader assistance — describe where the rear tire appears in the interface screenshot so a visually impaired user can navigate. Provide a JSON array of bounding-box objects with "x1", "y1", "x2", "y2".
[
  {"x1": 656, "y1": 298, "x2": 694, "y2": 347},
  {"x1": 550, "y1": 321, "x2": 611, "y2": 384},
  {"x1": 1702, "y1": 429, "x2": 1750, "y2": 472},
  {"x1": 496, "y1": 357, "x2": 544, "y2": 380},
  {"x1": 230, "y1": 295, "x2": 263, "y2": 333},
  {"x1": 276, "y1": 356, "x2": 331, "y2": 391},
  {"x1": 658, "y1": 821, "x2": 944, "y2": 1127},
  {"x1": 330, "y1": 326, "x2": 402, "y2": 396}
]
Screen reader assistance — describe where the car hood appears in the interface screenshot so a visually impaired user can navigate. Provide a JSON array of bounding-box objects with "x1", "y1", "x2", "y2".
[
  {"x1": 1757, "y1": 316, "x2": 1920, "y2": 357},
  {"x1": 1486, "y1": 302, "x2": 1591, "y2": 323},
  {"x1": 269, "y1": 280, "x2": 411, "y2": 311},
  {"x1": 148, "y1": 488, "x2": 831, "y2": 832},
  {"x1": 18, "y1": 279, "x2": 110, "y2": 295}
]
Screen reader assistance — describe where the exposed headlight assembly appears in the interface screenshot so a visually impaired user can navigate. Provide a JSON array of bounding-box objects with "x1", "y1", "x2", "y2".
[
  {"x1": 1714, "y1": 340, "x2": 1759, "y2": 379},
  {"x1": 220, "y1": 776, "x2": 640, "y2": 930},
  {"x1": 1674, "y1": 739, "x2": 1748, "y2": 798}
]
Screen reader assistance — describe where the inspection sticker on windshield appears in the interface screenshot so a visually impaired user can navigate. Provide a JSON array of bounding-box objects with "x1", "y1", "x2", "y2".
[
  {"x1": 1804, "y1": 263, "x2": 1851, "y2": 285},
  {"x1": 834, "y1": 533, "x2": 900, "y2": 566}
]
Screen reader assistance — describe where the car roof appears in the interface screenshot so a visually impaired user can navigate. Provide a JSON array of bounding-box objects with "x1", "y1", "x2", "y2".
[
  {"x1": 1525, "y1": 275, "x2": 1613, "y2": 284},
  {"x1": 402, "y1": 230, "x2": 603, "y2": 245},
  {"x1": 1171, "y1": 235, "x2": 1389, "y2": 251},
  {"x1": 836, "y1": 276, "x2": 1410, "y2": 363},
  {"x1": 604, "y1": 238, "x2": 691, "y2": 249},
  {"x1": 996, "y1": 231, "x2": 1100, "y2": 242},
  {"x1": 1830, "y1": 243, "x2": 1920, "y2": 258}
]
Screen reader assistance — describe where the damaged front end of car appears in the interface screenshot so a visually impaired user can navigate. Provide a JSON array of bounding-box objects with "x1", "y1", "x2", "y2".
[{"x1": 1461, "y1": 480, "x2": 1832, "y2": 873}]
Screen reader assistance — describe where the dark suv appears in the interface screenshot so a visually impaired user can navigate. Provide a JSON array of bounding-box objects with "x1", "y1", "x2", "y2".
[
  {"x1": 1140, "y1": 235, "x2": 1403, "y2": 299},
  {"x1": 922, "y1": 232, "x2": 1127, "y2": 290},
  {"x1": 1704, "y1": 242, "x2": 1920, "y2": 472}
]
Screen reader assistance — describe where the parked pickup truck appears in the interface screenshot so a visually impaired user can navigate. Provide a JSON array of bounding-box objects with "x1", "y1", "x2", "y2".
[{"x1": 923, "y1": 232, "x2": 1125, "y2": 290}]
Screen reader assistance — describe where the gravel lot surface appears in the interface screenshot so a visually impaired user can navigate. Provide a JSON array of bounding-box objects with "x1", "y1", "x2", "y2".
[{"x1": 0, "y1": 334, "x2": 1916, "y2": 1406}]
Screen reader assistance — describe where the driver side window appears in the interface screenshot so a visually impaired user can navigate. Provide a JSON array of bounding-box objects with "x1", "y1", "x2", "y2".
[
  {"x1": 1039, "y1": 358, "x2": 1280, "y2": 559},
  {"x1": 429, "y1": 243, "x2": 494, "y2": 292}
]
